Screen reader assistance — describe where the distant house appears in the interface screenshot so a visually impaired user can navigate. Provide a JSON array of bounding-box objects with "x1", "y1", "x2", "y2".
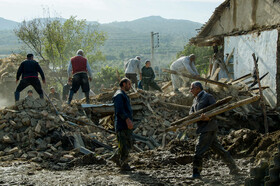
[{"x1": 190, "y1": 0, "x2": 280, "y2": 108}]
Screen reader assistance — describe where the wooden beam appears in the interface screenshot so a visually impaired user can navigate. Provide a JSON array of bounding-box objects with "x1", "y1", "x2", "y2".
[
  {"x1": 210, "y1": 67, "x2": 221, "y2": 80},
  {"x1": 162, "y1": 69, "x2": 229, "y2": 88},
  {"x1": 231, "y1": 73, "x2": 252, "y2": 84},
  {"x1": 252, "y1": 53, "x2": 268, "y2": 133},
  {"x1": 158, "y1": 101, "x2": 191, "y2": 109},
  {"x1": 170, "y1": 96, "x2": 233, "y2": 126},
  {"x1": 161, "y1": 81, "x2": 172, "y2": 90},
  {"x1": 225, "y1": 48, "x2": 235, "y2": 66},
  {"x1": 166, "y1": 96, "x2": 260, "y2": 132}
]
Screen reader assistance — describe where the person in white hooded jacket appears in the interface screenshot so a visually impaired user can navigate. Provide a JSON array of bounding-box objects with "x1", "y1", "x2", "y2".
[{"x1": 170, "y1": 54, "x2": 199, "y2": 91}]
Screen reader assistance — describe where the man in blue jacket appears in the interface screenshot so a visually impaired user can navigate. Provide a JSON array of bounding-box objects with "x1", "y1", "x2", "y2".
[
  {"x1": 189, "y1": 81, "x2": 239, "y2": 179},
  {"x1": 111, "y1": 78, "x2": 134, "y2": 171},
  {"x1": 15, "y1": 54, "x2": 46, "y2": 101}
]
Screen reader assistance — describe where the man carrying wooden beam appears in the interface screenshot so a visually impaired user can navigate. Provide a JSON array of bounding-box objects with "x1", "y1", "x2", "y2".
[
  {"x1": 189, "y1": 81, "x2": 239, "y2": 179},
  {"x1": 170, "y1": 54, "x2": 199, "y2": 92}
]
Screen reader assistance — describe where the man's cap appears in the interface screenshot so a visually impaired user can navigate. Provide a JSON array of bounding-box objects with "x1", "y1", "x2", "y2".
[
  {"x1": 135, "y1": 56, "x2": 141, "y2": 60},
  {"x1": 27, "y1": 90, "x2": 33, "y2": 93},
  {"x1": 50, "y1": 87, "x2": 55, "y2": 90},
  {"x1": 77, "y1": 49, "x2": 84, "y2": 56},
  {"x1": 189, "y1": 54, "x2": 195, "y2": 58},
  {"x1": 27, "y1": 53, "x2": 34, "y2": 58},
  {"x1": 145, "y1": 60, "x2": 150, "y2": 64}
]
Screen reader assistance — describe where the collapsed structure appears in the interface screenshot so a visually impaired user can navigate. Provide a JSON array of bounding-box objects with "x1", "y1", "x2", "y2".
[
  {"x1": 1, "y1": 0, "x2": 280, "y2": 183},
  {"x1": 190, "y1": 0, "x2": 280, "y2": 108}
]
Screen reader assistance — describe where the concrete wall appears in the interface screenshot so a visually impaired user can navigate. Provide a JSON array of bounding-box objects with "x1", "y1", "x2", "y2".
[
  {"x1": 208, "y1": 0, "x2": 280, "y2": 37},
  {"x1": 224, "y1": 29, "x2": 279, "y2": 108}
]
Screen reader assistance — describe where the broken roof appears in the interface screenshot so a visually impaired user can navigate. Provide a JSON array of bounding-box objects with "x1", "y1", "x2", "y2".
[{"x1": 190, "y1": 0, "x2": 280, "y2": 46}]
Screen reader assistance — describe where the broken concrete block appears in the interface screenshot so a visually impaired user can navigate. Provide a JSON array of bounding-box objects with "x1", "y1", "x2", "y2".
[
  {"x1": 50, "y1": 145, "x2": 57, "y2": 152},
  {"x1": 54, "y1": 141, "x2": 62, "y2": 148},
  {"x1": 41, "y1": 110, "x2": 48, "y2": 117},
  {"x1": 0, "y1": 154, "x2": 14, "y2": 161},
  {"x1": 2, "y1": 135, "x2": 14, "y2": 143},
  {"x1": 35, "y1": 123, "x2": 41, "y2": 134},
  {"x1": 9, "y1": 120, "x2": 16, "y2": 126},
  {"x1": 30, "y1": 118, "x2": 37, "y2": 127},
  {"x1": 43, "y1": 151, "x2": 53, "y2": 158},
  {"x1": 8, "y1": 147, "x2": 18, "y2": 154},
  {"x1": 63, "y1": 154, "x2": 74, "y2": 160},
  {"x1": 27, "y1": 151, "x2": 38, "y2": 158},
  {"x1": 0, "y1": 123, "x2": 7, "y2": 130},
  {"x1": 22, "y1": 117, "x2": 31, "y2": 126},
  {"x1": 21, "y1": 153, "x2": 28, "y2": 159}
]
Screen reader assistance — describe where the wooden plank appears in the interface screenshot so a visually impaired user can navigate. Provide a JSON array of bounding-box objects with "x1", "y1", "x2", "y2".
[
  {"x1": 252, "y1": 53, "x2": 268, "y2": 133},
  {"x1": 225, "y1": 48, "x2": 235, "y2": 66},
  {"x1": 161, "y1": 81, "x2": 172, "y2": 90},
  {"x1": 91, "y1": 104, "x2": 143, "y2": 114},
  {"x1": 231, "y1": 73, "x2": 252, "y2": 84},
  {"x1": 163, "y1": 69, "x2": 229, "y2": 88},
  {"x1": 170, "y1": 96, "x2": 233, "y2": 126},
  {"x1": 158, "y1": 101, "x2": 190, "y2": 109},
  {"x1": 166, "y1": 96, "x2": 260, "y2": 132},
  {"x1": 210, "y1": 67, "x2": 221, "y2": 80}
]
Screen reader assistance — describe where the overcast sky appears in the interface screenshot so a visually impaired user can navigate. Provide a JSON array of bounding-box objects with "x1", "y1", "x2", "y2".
[{"x1": 0, "y1": 0, "x2": 224, "y2": 23}]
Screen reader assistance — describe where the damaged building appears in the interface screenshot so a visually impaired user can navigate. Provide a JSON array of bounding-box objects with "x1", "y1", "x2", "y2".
[{"x1": 190, "y1": 0, "x2": 280, "y2": 108}]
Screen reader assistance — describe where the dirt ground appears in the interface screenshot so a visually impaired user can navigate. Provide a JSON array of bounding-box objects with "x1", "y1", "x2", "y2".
[
  {"x1": 1, "y1": 129, "x2": 280, "y2": 185},
  {"x1": 0, "y1": 152, "x2": 252, "y2": 185}
]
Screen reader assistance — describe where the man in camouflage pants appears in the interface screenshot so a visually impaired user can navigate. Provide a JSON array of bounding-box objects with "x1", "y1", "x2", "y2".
[{"x1": 141, "y1": 60, "x2": 162, "y2": 92}]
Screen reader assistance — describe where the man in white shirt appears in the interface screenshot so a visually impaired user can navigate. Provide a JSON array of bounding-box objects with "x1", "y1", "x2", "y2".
[
  {"x1": 170, "y1": 54, "x2": 199, "y2": 91},
  {"x1": 124, "y1": 56, "x2": 142, "y2": 88}
]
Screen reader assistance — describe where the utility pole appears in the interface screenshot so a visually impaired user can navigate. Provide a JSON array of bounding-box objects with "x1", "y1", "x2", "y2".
[{"x1": 151, "y1": 32, "x2": 160, "y2": 76}]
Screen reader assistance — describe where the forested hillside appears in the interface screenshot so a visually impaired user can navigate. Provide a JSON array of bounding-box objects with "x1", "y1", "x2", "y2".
[{"x1": 0, "y1": 16, "x2": 202, "y2": 68}]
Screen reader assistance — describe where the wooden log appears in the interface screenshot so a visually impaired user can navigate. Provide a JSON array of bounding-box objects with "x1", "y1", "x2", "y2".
[
  {"x1": 211, "y1": 59, "x2": 218, "y2": 77},
  {"x1": 210, "y1": 67, "x2": 221, "y2": 80},
  {"x1": 82, "y1": 104, "x2": 143, "y2": 114},
  {"x1": 225, "y1": 48, "x2": 235, "y2": 66},
  {"x1": 166, "y1": 96, "x2": 260, "y2": 132},
  {"x1": 158, "y1": 101, "x2": 190, "y2": 109},
  {"x1": 162, "y1": 69, "x2": 229, "y2": 88},
  {"x1": 217, "y1": 58, "x2": 232, "y2": 79},
  {"x1": 171, "y1": 96, "x2": 233, "y2": 126},
  {"x1": 161, "y1": 81, "x2": 172, "y2": 90},
  {"x1": 207, "y1": 57, "x2": 213, "y2": 78},
  {"x1": 252, "y1": 53, "x2": 268, "y2": 133},
  {"x1": 231, "y1": 73, "x2": 252, "y2": 85}
]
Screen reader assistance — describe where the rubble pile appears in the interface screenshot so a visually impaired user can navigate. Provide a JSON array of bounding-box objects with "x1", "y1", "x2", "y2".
[
  {"x1": 245, "y1": 143, "x2": 280, "y2": 186},
  {"x1": 0, "y1": 97, "x2": 109, "y2": 169}
]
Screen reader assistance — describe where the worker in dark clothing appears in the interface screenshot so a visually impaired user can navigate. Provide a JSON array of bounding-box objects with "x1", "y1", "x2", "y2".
[
  {"x1": 62, "y1": 79, "x2": 72, "y2": 101},
  {"x1": 48, "y1": 87, "x2": 61, "y2": 101},
  {"x1": 141, "y1": 60, "x2": 162, "y2": 92},
  {"x1": 67, "y1": 49, "x2": 92, "y2": 104},
  {"x1": 110, "y1": 78, "x2": 134, "y2": 171},
  {"x1": 15, "y1": 53, "x2": 45, "y2": 101},
  {"x1": 189, "y1": 81, "x2": 239, "y2": 179}
]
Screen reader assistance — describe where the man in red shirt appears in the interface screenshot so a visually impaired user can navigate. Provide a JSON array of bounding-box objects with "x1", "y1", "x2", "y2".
[{"x1": 67, "y1": 49, "x2": 92, "y2": 104}]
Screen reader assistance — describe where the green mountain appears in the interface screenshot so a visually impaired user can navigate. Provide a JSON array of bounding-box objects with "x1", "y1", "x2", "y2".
[
  {"x1": 0, "y1": 17, "x2": 19, "y2": 30},
  {"x1": 0, "y1": 16, "x2": 202, "y2": 67}
]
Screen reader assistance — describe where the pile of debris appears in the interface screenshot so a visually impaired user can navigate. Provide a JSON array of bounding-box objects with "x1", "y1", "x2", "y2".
[{"x1": 0, "y1": 97, "x2": 109, "y2": 169}]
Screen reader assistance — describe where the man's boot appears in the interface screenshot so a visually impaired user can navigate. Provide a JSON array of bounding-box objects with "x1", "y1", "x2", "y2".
[
  {"x1": 108, "y1": 152, "x2": 120, "y2": 167},
  {"x1": 14, "y1": 91, "x2": 20, "y2": 102},
  {"x1": 39, "y1": 94, "x2": 44, "y2": 99},
  {"x1": 229, "y1": 164, "x2": 241, "y2": 175},
  {"x1": 192, "y1": 168, "x2": 201, "y2": 179},
  {"x1": 85, "y1": 91, "x2": 90, "y2": 104},
  {"x1": 68, "y1": 90, "x2": 74, "y2": 104}
]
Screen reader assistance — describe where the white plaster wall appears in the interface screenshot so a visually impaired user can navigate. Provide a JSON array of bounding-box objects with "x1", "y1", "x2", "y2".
[{"x1": 224, "y1": 29, "x2": 278, "y2": 108}]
